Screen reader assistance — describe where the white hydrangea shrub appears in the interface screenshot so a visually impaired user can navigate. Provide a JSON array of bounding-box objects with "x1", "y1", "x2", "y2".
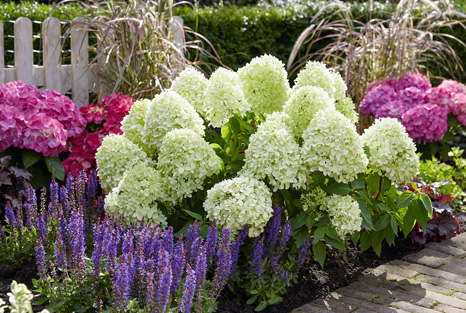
[
  {"x1": 293, "y1": 61, "x2": 337, "y2": 100},
  {"x1": 361, "y1": 118, "x2": 420, "y2": 185},
  {"x1": 204, "y1": 176, "x2": 273, "y2": 237},
  {"x1": 283, "y1": 86, "x2": 335, "y2": 137},
  {"x1": 157, "y1": 128, "x2": 222, "y2": 206},
  {"x1": 301, "y1": 109, "x2": 368, "y2": 183},
  {"x1": 240, "y1": 112, "x2": 306, "y2": 191},
  {"x1": 330, "y1": 70, "x2": 347, "y2": 102},
  {"x1": 142, "y1": 91, "x2": 205, "y2": 155},
  {"x1": 105, "y1": 163, "x2": 167, "y2": 227},
  {"x1": 238, "y1": 54, "x2": 291, "y2": 115},
  {"x1": 120, "y1": 99, "x2": 152, "y2": 155},
  {"x1": 170, "y1": 67, "x2": 209, "y2": 115},
  {"x1": 204, "y1": 67, "x2": 250, "y2": 128},
  {"x1": 335, "y1": 97, "x2": 359, "y2": 124},
  {"x1": 95, "y1": 134, "x2": 151, "y2": 192},
  {"x1": 321, "y1": 194, "x2": 362, "y2": 239}
]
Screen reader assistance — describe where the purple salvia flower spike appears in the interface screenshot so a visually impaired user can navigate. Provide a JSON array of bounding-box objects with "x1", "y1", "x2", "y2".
[
  {"x1": 86, "y1": 170, "x2": 98, "y2": 200},
  {"x1": 270, "y1": 220, "x2": 292, "y2": 269},
  {"x1": 230, "y1": 225, "x2": 249, "y2": 277},
  {"x1": 185, "y1": 221, "x2": 200, "y2": 262},
  {"x1": 250, "y1": 235, "x2": 265, "y2": 279},
  {"x1": 265, "y1": 206, "x2": 282, "y2": 256},
  {"x1": 54, "y1": 231, "x2": 67, "y2": 269},
  {"x1": 36, "y1": 237, "x2": 47, "y2": 278},
  {"x1": 195, "y1": 243, "x2": 208, "y2": 292},
  {"x1": 5, "y1": 201, "x2": 17, "y2": 228},
  {"x1": 145, "y1": 271, "x2": 155, "y2": 309},
  {"x1": 179, "y1": 263, "x2": 196, "y2": 313},
  {"x1": 297, "y1": 237, "x2": 312, "y2": 266},
  {"x1": 113, "y1": 254, "x2": 131, "y2": 309},
  {"x1": 0, "y1": 224, "x2": 6, "y2": 241},
  {"x1": 122, "y1": 229, "x2": 134, "y2": 255},
  {"x1": 156, "y1": 249, "x2": 172, "y2": 312},
  {"x1": 162, "y1": 226, "x2": 174, "y2": 255},
  {"x1": 37, "y1": 213, "x2": 47, "y2": 241},
  {"x1": 190, "y1": 236, "x2": 203, "y2": 265},
  {"x1": 210, "y1": 227, "x2": 232, "y2": 298},
  {"x1": 57, "y1": 209, "x2": 70, "y2": 250},
  {"x1": 171, "y1": 234, "x2": 186, "y2": 293},
  {"x1": 205, "y1": 219, "x2": 218, "y2": 266}
]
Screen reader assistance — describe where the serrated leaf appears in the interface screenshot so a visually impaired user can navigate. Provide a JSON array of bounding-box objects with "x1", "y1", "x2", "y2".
[
  {"x1": 397, "y1": 191, "x2": 415, "y2": 208},
  {"x1": 22, "y1": 149, "x2": 42, "y2": 168},
  {"x1": 420, "y1": 193, "x2": 433, "y2": 217},
  {"x1": 44, "y1": 156, "x2": 65, "y2": 181},
  {"x1": 324, "y1": 182, "x2": 351, "y2": 195},
  {"x1": 312, "y1": 240, "x2": 326, "y2": 268}
]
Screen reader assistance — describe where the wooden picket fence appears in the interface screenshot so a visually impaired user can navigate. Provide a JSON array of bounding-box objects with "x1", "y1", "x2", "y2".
[{"x1": 0, "y1": 16, "x2": 184, "y2": 107}]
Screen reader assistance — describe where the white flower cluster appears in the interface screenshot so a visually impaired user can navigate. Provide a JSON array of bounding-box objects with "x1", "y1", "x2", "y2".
[
  {"x1": 302, "y1": 109, "x2": 368, "y2": 183},
  {"x1": 283, "y1": 86, "x2": 335, "y2": 137},
  {"x1": 321, "y1": 194, "x2": 362, "y2": 239},
  {"x1": 105, "y1": 163, "x2": 167, "y2": 227},
  {"x1": 120, "y1": 99, "x2": 151, "y2": 155},
  {"x1": 142, "y1": 91, "x2": 205, "y2": 155},
  {"x1": 293, "y1": 61, "x2": 337, "y2": 100},
  {"x1": 204, "y1": 68, "x2": 250, "y2": 127},
  {"x1": 157, "y1": 128, "x2": 222, "y2": 205},
  {"x1": 238, "y1": 54, "x2": 290, "y2": 115},
  {"x1": 170, "y1": 67, "x2": 208, "y2": 115},
  {"x1": 336, "y1": 97, "x2": 359, "y2": 124},
  {"x1": 95, "y1": 134, "x2": 150, "y2": 192},
  {"x1": 203, "y1": 176, "x2": 273, "y2": 237},
  {"x1": 301, "y1": 187, "x2": 327, "y2": 212},
  {"x1": 241, "y1": 112, "x2": 306, "y2": 191},
  {"x1": 361, "y1": 118, "x2": 419, "y2": 185}
]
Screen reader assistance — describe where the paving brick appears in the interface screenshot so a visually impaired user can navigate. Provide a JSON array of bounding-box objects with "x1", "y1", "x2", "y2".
[
  {"x1": 452, "y1": 292, "x2": 466, "y2": 301},
  {"x1": 336, "y1": 289, "x2": 413, "y2": 313},
  {"x1": 427, "y1": 241, "x2": 466, "y2": 257},
  {"x1": 421, "y1": 248, "x2": 451, "y2": 259},
  {"x1": 362, "y1": 274, "x2": 401, "y2": 289},
  {"x1": 444, "y1": 255, "x2": 466, "y2": 268},
  {"x1": 415, "y1": 274, "x2": 466, "y2": 293},
  {"x1": 439, "y1": 263, "x2": 466, "y2": 276},
  {"x1": 374, "y1": 296, "x2": 441, "y2": 313},
  {"x1": 370, "y1": 272, "x2": 452, "y2": 295},
  {"x1": 312, "y1": 298, "x2": 356, "y2": 313},
  {"x1": 292, "y1": 304, "x2": 333, "y2": 313},
  {"x1": 389, "y1": 260, "x2": 466, "y2": 284},
  {"x1": 432, "y1": 304, "x2": 466, "y2": 313},
  {"x1": 348, "y1": 281, "x2": 436, "y2": 308},
  {"x1": 398, "y1": 283, "x2": 466, "y2": 309},
  {"x1": 371, "y1": 264, "x2": 419, "y2": 278},
  {"x1": 402, "y1": 253, "x2": 446, "y2": 268}
]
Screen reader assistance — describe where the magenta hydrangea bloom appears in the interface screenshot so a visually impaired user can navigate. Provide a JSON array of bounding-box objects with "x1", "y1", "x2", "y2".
[
  {"x1": 401, "y1": 103, "x2": 448, "y2": 144},
  {"x1": 0, "y1": 105, "x2": 25, "y2": 152},
  {"x1": 395, "y1": 73, "x2": 431, "y2": 92},
  {"x1": 22, "y1": 113, "x2": 68, "y2": 157},
  {"x1": 425, "y1": 86, "x2": 456, "y2": 113},
  {"x1": 360, "y1": 84, "x2": 397, "y2": 116},
  {"x1": 399, "y1": 87, "x2": 427, "y2": 108},
  {"x1": 376, "y1": 100, "x2": 407, "y2": 118}
]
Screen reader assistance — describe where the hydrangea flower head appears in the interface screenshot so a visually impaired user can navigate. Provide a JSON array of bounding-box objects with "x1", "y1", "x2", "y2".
[
  {"x1": 360, "y1": 83, "x2": 396, "y2": 116},
  {"x1": 0, "y1": 105, "x2": 25, "y2": 152},
  {"x1": 376, "y1": 100, "x2": 407, "y2": 119},
  {"x1": 204, "y1": 176, "x2": 273, "y2": 238},
  {"x1": 157, "y1": 128, "x2": 222, "y2": 206},
  {"x1": 204, "y1": 67, "x2": 250, "y2": 127},
  {"x1": 95, "y1": 134, "x2": 151, "y2": 192},
  {"x1": 401, "y1": 103, "x2": 448, "y2": 144},
  {"x1": 425, "y1": 86, "x2": 455, "y2": 113},
  {"x1": 321, "y1": 194, "x2": 362, "y2": 239},
  {"x1": 361, "y1": 118, "x2": 419, "y2": 184},
  {"x1": 120, "y1": 99, "x2": 152, "y2": 155},
  {"x1": 142, "y1": 91, "x2": 205, "y2": 155},
  {"x1": 293, "y1": 61, "x2": 337, "y2": 100},
  {"x1": 105, "y1": 163, "x2": 166, "y2": 227},
  {"x1": 240, "y1": 111, "x2": 306, "y2": 191},
  {"x1": 283, "y1": 86, "x2": 335, "y2": 137},
  {"x1": 238, "y1": 54, "x2": 290, "y2": 115},
  {"x1": 330, "y1": 70, "x2": 348, "y2": 102},
  {"x1": 335, "y1": 97, "x2": 358, "y2": 124},
  {"x1": 170, "y1": 67, "x2": 208, "y2": 115},
  {"x1": 396, "y1": 73, "x2": 431, "y2": 92},
  {"x1": 301, "y1": 109, "x2": 368, "y2": 183}
]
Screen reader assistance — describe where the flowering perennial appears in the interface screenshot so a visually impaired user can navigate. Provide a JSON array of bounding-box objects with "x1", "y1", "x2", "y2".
[
  {"x1": 238, "y1": 54, "x2": 290, "y2": 115},
  {"x1": 204, "y1": 177, "x2": 273, "y2": 237},
  {"x1": 293, "y1": 61, "x2": 337, "y2": 100},
  {"x1": 170, "y1": 67, "x2": 209, "y2": 115},
  {"x1": 302, "y1": 109, "x2": 368, "y2": 183},
  {"x1": 120, "y1": 99, "x2": 151, "y2": 154},
  {"x1": 321, "y1": 195, "x2": 362, "y2": 239},
  {"x1": 361, "y1": 118, "x2": 419, "y2": 185}
]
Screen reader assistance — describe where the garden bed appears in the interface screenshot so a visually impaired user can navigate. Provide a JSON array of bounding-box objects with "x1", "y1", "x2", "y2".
[{"x1": 1, "y1": 212, "x2": 464, "y2": 313}]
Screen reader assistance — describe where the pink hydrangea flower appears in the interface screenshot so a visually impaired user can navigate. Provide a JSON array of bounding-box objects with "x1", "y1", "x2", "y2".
[
  {"x1": 399, "y1": 87, "x2": 426, "y2": 108},
  {"x1": 360, "y1": 84, "x2": 397, "y2": 116},
  {"x1": 22, "y1": 113, "x2": 68, "y2": 157},
  {"x1": 0, "y1": 105, "x2": 25, "y2": 152},
  {"x1": 396, "y1": 73, "x2": 431, "y2": 92},
  {"x1": 425, "y1": 86, "x2": 456, "y2": 113},
  {"x1": 375, "y1": 100, "x2": 406, "y2": 119},
  {"x1": 401, "y1": 103, "x2": 448, "y2": 144}
]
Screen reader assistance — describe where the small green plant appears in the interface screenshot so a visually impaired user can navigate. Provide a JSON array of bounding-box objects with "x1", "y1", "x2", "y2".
[{"x1": 0, "y1": 280, "x2": 49, "y2": 313}]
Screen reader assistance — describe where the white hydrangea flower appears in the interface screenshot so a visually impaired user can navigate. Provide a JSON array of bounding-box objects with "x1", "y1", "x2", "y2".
[
  {"x1": 330, "y1": 70, "x2": 347, "y2": 102},
  {"x1": 335, "y1": 97, "x2": 359, "y2": 124},
  {"x1": 121, "y1": 99, "x2": 152, "y2": 155},
  {"x1": 157, "y1": 128, "x2": 222, "y2": 206},
  {"x1": 142, "y1": 91, "x2": 205, "y2": 155},
  {"x1": 170, "y1": 67, "x2": 208, "y2": 115},
  {"x1": 105, "y1": 163, "x2": 167, "y2": 227},
  {"x1": 321, "y1": 194, "x2": 362, "y2": 239},
  {"x1": 302, "y1": 109, "x2": 368, "y2": 183},
  {"x1": 361, "y1": 118, "x2": 419, "y2": 185},
  {"x1": 204, "y1": 176, "x2": 273, "y2": 238},
  {"x1": 283, "y1": 86, "x2": 335, "y2": 137},
  {"x1": 204, "y1": 67, "x2": 250, "y2": 128},
  {"x1": 238, "y1": 54, "x2": 290, "y2": 115},
  {"x1": 293, "y1": 61, "x2": 337, "y2": 100},
  {"x1": 95, "y1": 134, "x2": 151, "y2": 192},
  {"x1": 240, "y1": 112, "x2": 306, "y2": 191}
]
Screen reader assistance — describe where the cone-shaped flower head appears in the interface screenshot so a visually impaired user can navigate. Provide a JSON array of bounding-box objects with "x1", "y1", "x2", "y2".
[
  {"x1": 322, "y1": 194, "x2": 362, "y2": 239},
  {"x1": 293, "y1": 61, "x2": 337, "y2": 100},
  {"x1": 170, "y1": 67, "x2": 209, "y2": 116},
  {"x1": 120, "y1": 99, "x2": 151, "y2": 155}
]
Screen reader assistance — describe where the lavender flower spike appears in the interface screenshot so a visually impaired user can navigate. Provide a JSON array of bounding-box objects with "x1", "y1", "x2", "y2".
[
  {"x1": 36, "y1": 237, "x2": 47, "y2": 278},
  {"x1": 179, "y1": 263, "x2": 196, "y2": 313},
  {"x1": 5, "y1": 202, "x2": 17, "y2": 228}
]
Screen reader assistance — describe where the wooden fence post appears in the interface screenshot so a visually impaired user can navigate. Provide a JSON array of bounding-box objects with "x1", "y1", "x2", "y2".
[
  {"x1": 71, "y1": 17, "x2": 88, "y2": 108},
  {"x1": 14, "y1": 17, "x2": 33, "y2": 84},
  {"x1": 0, "y1": 21, "x2": 4, "y2": 84},
  {"x1": 43, "y1": 17, "x2": 62, "y2": 92}
]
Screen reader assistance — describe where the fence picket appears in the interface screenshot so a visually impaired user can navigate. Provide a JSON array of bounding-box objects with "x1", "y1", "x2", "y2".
[
  {"x1": 0, "y1": 21, "x2": 4, "y2": 84},
  {"x1": 14, "y1": 17, "x2": 33, "y2": 84},
  {"x1": 43, "y1": 17, "x2": 61, "y2": 92},
  {"x1": 70, "y1": 17, "x2": 88, "y2": 108}
]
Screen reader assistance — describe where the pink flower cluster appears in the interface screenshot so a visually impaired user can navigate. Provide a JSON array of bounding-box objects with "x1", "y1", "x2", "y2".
[
  {"x1": 62, "y1": 93, "x2": 135, "y2": 176},
  {"x1": 361, "y1": 73, "x2": 466, "y2": 144},
  {"x1": 0, "y1": 81, "x2": 86, "y2": 157}
]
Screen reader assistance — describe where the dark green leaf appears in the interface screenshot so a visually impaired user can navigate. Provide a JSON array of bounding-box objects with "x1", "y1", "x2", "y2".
[
  {"x1": 402, "y1": 207, "x2": 416, "y2": 237},
  {"x1": 22, "y1": 149, "x2": 42, "y2": 168},
  {"x1": 324, "y1": 182, "x2": 351, "y2": 195},
  {"x1": 183, "y1": 209, "x2": 203, "y2": 221},
  {"x1": 255, "y1": 301, "x2": 267, "y2": 312},
  {"x1": 323, "y1": 226, "x2": 340, "y2": 240},
  {"x1": 229, "y1": 117, "x2": 240, "y2": 136},
  {"x1": 312, "y1": 240, "x2": 326, "y2": 268},
  {"x1": 390, "y1": 216, "x2": 398, "y2": 234},
  {"x1": 247, "y1": 295, "x2": 258, "y2": 305},
  {"x1": 374, "y1": 215, "x2": 389, "y2": 231},
  {"x1": 420, "y1": 193, "x2": 433, "y2": 217},
  {"x1": 384, "y1": 226, "x2": 396, "y2": 246},
  {"x1": 307, "y1": 214, "x2": 317, "y2": 229},
  {"x1": 325, "y1": 235, "x2": 344, "y2": 250},
  {"x1": 268, "y1": 296, "x2": 283, "y2": 305},
  {"x1": 377, "y1": 203, "x2": 390, "y2": 212},
  {"x1": 295, "y1": 227, "x2": 309, "y2": 248},
  {"x1": 351, "y1": 173, "x2": 365, "y2": 190},
  {"x1": 32, "y1": 297, "x2": 49, "y2": 305},
  {"x1": 397, "y1": 191, "x2": 415, "y2": 208},
  {"x1": 292, "y1": 199, "x2": 303, "y2": 208},
  {"x1": 411, "y1": 199, "x2": 427, "y2": 230},
  {"x1": 44, "y1": 156, "x2": 65, "y2": 181},
  {"x1": 363, "y1": 145, "x2": 371, "y2": 157},
  {"x1": 360, "y1": 231, "x2": 371, "y2": 252},
  {"x1": 290, "y1": 213, "x2": 307, "y2": 230},
  {"x1": 355, "y1": 196, "x2": 373, "y2": 230}
]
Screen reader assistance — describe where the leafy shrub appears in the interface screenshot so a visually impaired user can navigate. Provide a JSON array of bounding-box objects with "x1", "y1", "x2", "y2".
[{"x1": 0, "y1": 156, "x2": 31, "y2": 211}]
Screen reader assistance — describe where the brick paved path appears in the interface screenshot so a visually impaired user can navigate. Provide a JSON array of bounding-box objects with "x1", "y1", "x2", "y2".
[{"x1": 293, "y1": 233, "x2": 466, "y2": 313}]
